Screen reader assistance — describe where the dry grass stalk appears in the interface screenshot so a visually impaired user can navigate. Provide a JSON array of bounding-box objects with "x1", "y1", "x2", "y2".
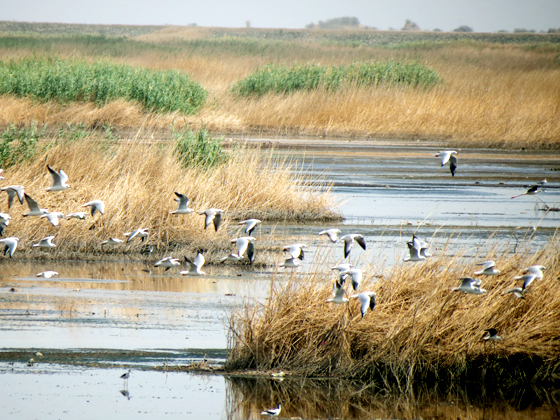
[
  {"x1": 227, "y1": 238, "x2": 560, "y2": 385},
  {"x1": 1, "y1": 136, "x2": 335, "y2": 256}
]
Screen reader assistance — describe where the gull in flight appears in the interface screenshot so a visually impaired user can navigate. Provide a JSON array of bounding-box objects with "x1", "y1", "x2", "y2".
[
  {"x1": 331, "y1": 263, "x2": 352, "y2": 272},
  {"x1": 435, "y1": 150, "x2": 458, "y2": 166},
  {"x1": 283, "y1": 243, "x2": 306, "y2": 260},
  {"x1": 482, "y1": 328, "x2": 503, "y2": 342},
  {"x1": 404, "y1": 240, "x2": 426, "y2": 262},
  {"x1": 33, "y1": 235, "x2": 56, "y2": 249},
  {"x1": 326, "y1": 277, "x2": 349, "y2": 304},
  {"x1": 513, "y1": 273, "x2": 537, "y2": 290},
  {"x1": 523, "y1": 265, "x2": 545, "y2": 279},
  {"x1": 0, "y1": 213, "x2": 11, "y2": 236},
  {"x1": 452, "y1": 277, "x2": 486, "y2": 294},
  {"x1": 101, "y1": 238, "x2": 123, "y2": 247},
  {"x1": 351, "y1": 291, "x2": 376, "y2": 317},
  {"x1": 511, "y1": 185, "x2": 543, "y2": 200},
  {"x1": 319, "y1": 228, "x2": 342, "y2": 243},
  {"x1": 238, "y1": 219, "x2": 261, "y2": 236},
  {"x1": 46, "y1": 165, "x2": 70, "y2": 191},
  {"x1": 340, "y1": 234, "x2": 366, "y2": 259},
  {"x1": 279, "y1": 257, "x2": 301, "y2": 268},
  {"x1": 65, "y1": 212, "x2": 87, "y2": 220},
  {"x1": 220, "y1": 253, "x2": 243, "y2": 263},
  {"x1": 82, "y1": 200, "x2": 105, "y2": 216},
  {"x1": 22, "y1": 193, "x2": 48, "y2": 217},
  {"x1": 40, "y1": 212, "x2": 65, "y2": 227},
  {"x1": 1, "y1": 185, "x2": 25, "y2": 209},
  {"x1": 124, "y1": 228, "x2": 149, "y2": 243},
  {"x1": 339, "y1": 268, "x2": 363, "y2": 291},
  {"x1": 230, "y1": 236, "x2": 256, "y2": 263},
  {"x1": 171, "y1": 192, "x2": 194, "y2": 215},
  {"x1": 198, "y1": 208, "x2": 223, "y2": 232},
  {"x1": 37, "y1": 271, "x2": 58, "y2": 278},
  {"x1": 0, "y1": 237, "x2": 19, "y2": 257},
  {"x1": 260, "y1": 403, "x2": 282, "y2": 417},
  {"x1": 410, "y1": 235, "x2": 432, "y2": 258},
  {"x1": 154, "y1": 257, "x2": 181, "y2": 271},
  {"x1": 181, "y1": 253, "x2": 205, "y2": 275},
  {"x1": 474, "y1": 261, "x2": 501, "y2": 276}
]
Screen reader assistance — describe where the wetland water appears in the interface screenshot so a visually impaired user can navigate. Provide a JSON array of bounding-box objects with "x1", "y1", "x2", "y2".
[{"x1": 1, "y1": 139, "x2": 559, "y2": 419}]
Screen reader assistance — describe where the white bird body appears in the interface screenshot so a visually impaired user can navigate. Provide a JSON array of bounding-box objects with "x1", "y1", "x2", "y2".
[
  {"x1": 404, "y1": 240, "x2": 426, "y2": 262},
  {"x1": 283, "y1": 243, "x2": 306, "y2": 260},
  {"x1": 22, "y1": 193, "x2": 48, "y2": 217},
  {"x1": 198, "y1": 208, "x2": 223, "y2": 231},
  {"x1": 340, "y1": 234, "x2": 366, "y2": 259},
  {"x1": 33, "y1": 235, "x2": 56, "y2": 249},
  {"x1": 124, "y1": 228, "x2": 149, "y2": 243},
  {"x1": 474, "y1": 260, "x2": 501, "y2": 276},
  {"x1": 505, "y1": 287, "x2": 526, "y2": 299},
  {"x1": 351, "y1": 291, "x2": 377, "y2": 317},
  {"x1": 279, "y1": 257, "x2": 301, "y2": 268},
  {"x1": 231, "y1": 236, "x2": 256, "y2": 258},
  {"x1": 171, "y1": 192, "x2": 194, "y2": 215},
  {"x1": 452, "y1": 277, "x2": 486, "y2": 294},
  {"x1": 260, "y1": 403, "x2": 281, "y2": 417},
  {"x1": 0, "y1": 237, "x2": 19, "y2": 257},
  {"x1": 46, "y1": 165, "x2": 70, "y2": 191},
  {"x1": 238, "y1": 219, "x2": 261, "y2": 235},
  {"x1": 220, "y1": 253, "x2": 243, "y2": 263},
  {"x1": 319, "y1": 228, "x2": 342, "y2": 243},
  {"x1": 82, "y1": 200, "x2": 105, "y2": 216},
  {"x1": 326, "y1": 278, "x2": 349, "y2": 304},
  {"x1": 436, "y1": 150, "x2": 458, "y2": 166},
  {"x1": 331, "y1": 263, "x2": 352, "y2": 272},
  {"x1": 181, "y1": 253, "x2": 205, "y2": 275},
  {"x1": 514, "y1": 274, "x2": 537, "y2": 290},
  {"x1": 523, "y1": 265, "x2": 545, "y2": 279},
  {"x1": 37, "y1": 271, "x2": 58, "y2": 278},
  {"x1": 340, "y1": 268, "x2": 363, "y2": 291},
  {"x1": 40, "y1": 211, "x2": 65, "y2": 227},
  {"x1": 65, "y1": 212, "x2": 87, "y2": 220},
  {"x1": 1, "y1": 185, "x2": 25, "y2": 208},
  {"x1": 154, "y1": 257, "x2": 181, "y2": 271},
  {"x1": 120, "y1": 369, "x2": 131, "y2": 380},
  {"x1": 101, "y1": 238, "x2": 123, "y2": 247},
  {"x1": 483, "y1": 328, "x2": 503, "y2": 342}
]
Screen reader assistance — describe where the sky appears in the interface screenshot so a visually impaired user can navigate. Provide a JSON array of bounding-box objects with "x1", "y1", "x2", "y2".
[{"x1": 1, "y1": 0, "x2": 559, "y2": 33}]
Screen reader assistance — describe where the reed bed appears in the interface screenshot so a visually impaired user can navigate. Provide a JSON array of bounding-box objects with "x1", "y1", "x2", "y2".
[
  {"x1": 0, "y1": 132, "x2": 335, "y2": 257},
  {"x1": 227, "y1": 238, "x2": 560, "y2": 386}
]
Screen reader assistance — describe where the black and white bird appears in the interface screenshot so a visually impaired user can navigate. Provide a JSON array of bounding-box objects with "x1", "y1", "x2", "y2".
[
  {"x1": 33, "y1": 235, "x2": 56, "y2": 249},
  {"x1": 326, "y1": 277, "x2": 349, "y2": 304},
  {"x1": 435, "y1": 150, "x2": 458, "y2": 166},
  {"x1": 319, "y1": 228, "x2": 342, "y2": 243},
  {"x1": 120, "y1": 369, "x2": 131, "y2": 380},
  {"x1": 351, "y1": 291, "x2": 376, "y2": 317},
  {"x1": 238, "y1": 219, "x2": 261, "y2": 235},
  {"x1": 124, "y1": 228, "x2": 149, "y2": 243},
  {"x1": 482, "y1": 328, "x2": 503, "y2": 342},
  {"x1": 171, "y1": 192, "x2": 194, "y2": 215},
  {"x1": 452, "y1": 277, "x2": 486, "y2": 294},
  {"x1": 101, "y1": 238, "x2": 123, "y2": 247},
  {"x1": 0, "y1": 237, "x2": 19, "y2": 258},
  {"x1": 283, "y1": 243, "x2": 306, "y2": 260},
  {"x1": 278, "y1": 257, "x2": 301, "y2": 268},
  {"x1": 82, "y1": 200, "x2": 105, "y2": 216},
  {"x1": 65, "y1": 212, "x2": 87, "y2": 220},
  {"x1": 511, "y1": 185, "x2": 542, "y2": 199},
  {"x1": 181, "y1": 253, "x2": 205, "y2": 275},
  {"x1": 198, "y1": 208, "x2": 223, "y2": 232},
  {"x1": 474, "y1": 260, "x2": 501, "y2": 276},
  {"x1": 22, "y1": 193, "x2": 48, "y2": 217},
  {"x1": 513, "y1": 273, "x2": 537, "y2": 290},
  {"x1": 230, "y1": 236, "x2": 256, "y2": 262},
  {"x1": 523, "y1": 265, "x2": 546, "y2": 279},
  {"x1": 340, "y1": 234, "x2": 366, "y2": 259},
  {"x1": 404, "y1": 240, "x2": 426, "y2": 262},
  {"x1": 449, "y1": 154, "x2": 458, "y2": 177},
  {"x1": 339, "y1": 268, "x2": 363, "y2": 291},
  {"x1": 1, "y1": 185, "x2": 25, "y2": 209},
  {"x1": 37, "y1": 271, "x2": 58, "y2": 278},
  {"x1": 40, "y1": 212, "x2": 65, "y2": 227},
  {"x1": 46, "y1": 165, "x2": 70, "y2": 191},
  {"x1": 154, "y1": 257, "x2": 181, "y2": 271},
  {"x1": 260, "y1": 403, "x2": 281, "y2": 417},
  {"x1": 0, "y1": 213, "x2": 11, "y2": 236}
]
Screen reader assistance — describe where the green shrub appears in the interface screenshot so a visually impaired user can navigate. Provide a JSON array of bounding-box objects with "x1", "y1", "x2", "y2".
[
  {"x1": 0, "y1": 124, "x2": 42, "y2": 168},
  {"x1": 230, "y1": 61, "x2": 441, "y2": 97},
  {"x1": 173, "y1": 127, "x2": 227, "y2": 169},
  {"x1": 0, "y1": 57, "x2": 207, "y2": 114}
]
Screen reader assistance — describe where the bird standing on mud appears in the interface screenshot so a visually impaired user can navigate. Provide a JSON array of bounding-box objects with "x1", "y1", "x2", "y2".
[{"x1": 260, "y1": 403, "x2": 281, "y2": 417}]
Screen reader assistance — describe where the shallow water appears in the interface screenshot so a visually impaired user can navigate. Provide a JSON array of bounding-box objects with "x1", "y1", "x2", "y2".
[{"x1": 1, "y1": 139, "x2": 559, "y2": 419}]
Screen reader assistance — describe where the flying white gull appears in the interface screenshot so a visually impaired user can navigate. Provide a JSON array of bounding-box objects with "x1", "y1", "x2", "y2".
[
  {"x1": 513, "y1": 273, "x2": 537, "y2": 290},
  {"x1": 198, "y1": 208, "x2": 223, "y2": 232},
  {"x1": 351, "y1": 291, "x2": 376, "y2": 317},
  {"x1": 124, "y1": 228, "x2": 149, "y2": 243},
  {"x1": 260, "y1": 403, "x2": 282, "y2": 417},
  {"x1": 181, "y1": 252, "x2": 205, "y2": 275},
  {"x1": 171, "y1": 192, "x2": 194, "y2": 215},
  {"x1": 404, "y1": 240, "x2": 426, "y2": 262},
  {"x1": 231, "y1": 236, "x2": 256, "y2": 260},
  {"x1": 65, "y1": 212, "x2": 87, "y2": 220},
  {"x1": 22, "y1": 193, "x2": 48, "y2": 217},
  {"x1": 40, "y1": 212, "x2": 65, "y2": 227},
  {"x1": 238, "y1": 219, "x2": 261, "y2": 235},
  {"x1": 154, "y1": 257, "x2": 181, "y2": 271},
  {"x1": 326, "y1": 277, "x2": 349, "y2": 304},
  {"x1": 474, "y1": 261, "x2": 501, "y2": 276},
  {"x1": 319, "y1": 228, "x2": 342, "y2": 243},
  {"x1": 452, "y1": 277, "x2": 486, "y2": 294},
  {"x1": 1, "y1": 185, "x2": 25, "y2": 208},
  {"x1": 331, "y1": 263, "x2": 352, "y2": 272},
  {"x1": 523, "y1": 265, "x2": 545, "y2": 279},
  {"x1": 220, "y1": 253, "x2": 243, "y2": 263},
  {"x1": 33, "y1": 235, "x2": 56, "y2": 249},
  {"x1": 46, "y1": 165, "x2": 70, "y2": 191},
  {"x1": 435, "y1": 150, "x2": 458, "y2": 166},
  {"x1": 410, "y1": 235, "x2": 432, "y2": 258},
  {"x1": 340, "y1": 234, "x2": 366, "y2": 259},
  {"x1": 283, "y1": 243, "x2": 306, "y2": 260},
  {"x1": 37, "y1": 271, "x2": 58, "y2": 278},
  {"x1": 279, "y1": 257, "x2": 301, "y2": 268},
  {"x1": 0, "y1": 237, "x2": 19, "y2": 257},
  {"x1": 340, "y1": 268, "x2": 363, "y2": 291},
  {"x1": 101, "y1": 238, "x2": 123, "y2": 247},
  {"x1": 82, "y1": 200, "x2": 105, "y2": 216}
]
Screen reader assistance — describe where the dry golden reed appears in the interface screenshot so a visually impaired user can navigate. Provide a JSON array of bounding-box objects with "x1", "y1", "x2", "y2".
[
  {"x1": 1, "y1": 135, "x2": 335, "y2": 257},
  {"x1": 227, "y1": 237, "x2": 560, "y2": 384}
]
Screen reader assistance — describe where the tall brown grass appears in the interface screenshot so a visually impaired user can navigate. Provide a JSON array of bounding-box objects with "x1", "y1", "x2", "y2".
[
  {"x1": 0, "y1": 29, "x2": 558, "y2": 148},
  {"x1": 226, "y1": 237, "x2": 560, "y2": 386},
  {"x1": 1, "y1": 135, "x2": 335, "y2": 257}
]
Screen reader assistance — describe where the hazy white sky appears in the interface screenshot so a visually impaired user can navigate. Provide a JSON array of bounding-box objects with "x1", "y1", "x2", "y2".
[{"x1": 1, "y1": 0, "x2": 558, "y2": 33}]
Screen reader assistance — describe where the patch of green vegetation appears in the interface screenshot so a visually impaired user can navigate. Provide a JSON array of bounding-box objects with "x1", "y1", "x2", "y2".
[
  {"x1": 0, "y1": 57, "x2": 207, "y2": 114},
  {"x1": 230, "y1": 61, "x2": 441, "y2": 97},
  {"x1": 0, "y1": 123, "x2": 42, "y2": 168},
  {"x1": 173, "y1": 127, "x2": 228, "y2": 169}
]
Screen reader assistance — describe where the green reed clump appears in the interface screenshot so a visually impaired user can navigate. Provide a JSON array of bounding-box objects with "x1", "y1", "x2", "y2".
[
  {"x1": 173, "y1": 127, "x2": 228, "y2": 169},
  {"x1": 230, "y1": 61, "x2": 441, "y2": 97},
  {"x1": 0, "y1": 57, "x2": 207, "y2": 114},
  {"x1": 0, "y1": 123, "x2": 42, "y2": 168}
]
